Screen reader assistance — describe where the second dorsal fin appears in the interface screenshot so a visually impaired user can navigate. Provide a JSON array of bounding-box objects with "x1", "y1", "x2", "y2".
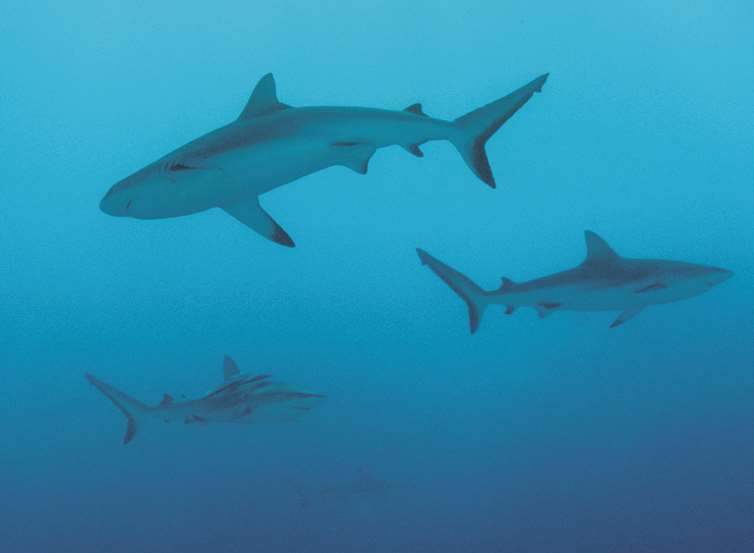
[
  {"x1": 239, "y1": 73, "x2": 290, "y2": 119},
  {"x1": 583, "y1": 230, "x2": 619, "y2": 264},
  {"x1": 159, "y1": 394, "x2": 173, "y2": 407},
  {"x1": 404, "y1": 103, "x2": 427, "y2": 117}
]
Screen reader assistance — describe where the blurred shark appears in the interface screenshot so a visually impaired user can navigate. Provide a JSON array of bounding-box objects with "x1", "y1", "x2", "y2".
[
  {"x1": 86, "y1": 356, "x2": 324, "y2": 444},
  {"x1": 100, "y1": 72, "x2": 548, "y2": 247},
  {"x1": 417, "y1": 230, "x2": 733, "y2": 332},
  {"x1": 295, "y1": 468, "x2": 393, "y2": 508}
]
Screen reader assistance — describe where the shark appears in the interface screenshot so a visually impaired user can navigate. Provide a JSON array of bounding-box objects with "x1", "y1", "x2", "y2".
[
  {"x1": 417, "y1": 230, "x2": 733, "y2": 332},
  {"x1": 100, "y1": 72, "x2": 548, "y2": 247},
  {"x1": 295, "y1": 468, "x2": 394, "y2": 508},
  {"x1": 86, "y1": 356, "x2": 325, "y2": 444}
]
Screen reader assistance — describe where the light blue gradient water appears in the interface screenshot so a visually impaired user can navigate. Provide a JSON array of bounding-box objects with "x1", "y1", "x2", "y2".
[{"x1": 1, "y1": 2, "x2": 753, "y2": 552}]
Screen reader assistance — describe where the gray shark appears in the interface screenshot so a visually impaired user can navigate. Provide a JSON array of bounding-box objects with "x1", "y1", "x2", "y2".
[
  {"x1": 319, "y1": 468, "x2": 393, "y2": 499},
  {"x1": 86, "y1": 356, "x2": 324, "y2": 444},
  {"x1": 295, "y1": 468, "x2": 393, "y2": 508},
  {"x1": 417, "y1": 231, "x2": 733, "y2": 332},
  {"x1": 100, "y1": 72, "x2": 548, "y2": 247}
]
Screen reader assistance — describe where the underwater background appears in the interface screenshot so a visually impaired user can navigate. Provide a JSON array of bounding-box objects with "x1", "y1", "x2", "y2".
[{"x1": 1, "y1": 1, "x2": 753, "y2": 552}]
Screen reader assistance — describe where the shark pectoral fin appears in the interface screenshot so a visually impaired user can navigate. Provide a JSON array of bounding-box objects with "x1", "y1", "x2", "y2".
[
  {"x1": 402, "y1": 144, "x2": 424, "y2": 157},
  {"x1": 609, "y1": 307, "x2": 643, "y2": 328},
  {"x1": 332, "y1": 142, "x2": 377, "y2": 175},
  {"x1": 221, "y1": 199, "x2": 295, "y2": 247}
]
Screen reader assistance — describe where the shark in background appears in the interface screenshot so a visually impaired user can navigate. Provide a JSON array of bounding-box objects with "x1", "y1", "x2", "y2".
[
  {"x1": 417, "y1": 231, "x2": 733, "y2": 332},
  {"x1": 294, "y1": 468, "x2": 395, "y2": 509},
  {"x1": 86, "y1": 356, "x2": 325, "y2": 444},
  {"x1": 100, "y1": 72, "x2": 548, "y2": 247}
]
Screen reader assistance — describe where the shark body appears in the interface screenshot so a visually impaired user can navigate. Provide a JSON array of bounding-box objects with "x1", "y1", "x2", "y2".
[
  {"x1": 417, "y1": 231, "x2": 732, "y2": 332},
  {"x1": 86, "y1": 356, "x2": 324, "y2": 444},
  {"x1": 100, "y1": 72, "x2": 548, "y2": 247}
]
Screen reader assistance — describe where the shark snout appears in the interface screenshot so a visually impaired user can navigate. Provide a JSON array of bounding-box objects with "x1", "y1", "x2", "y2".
[
  {"x1": 100, "y1": 182, "x2": 132, "y2": 217},
  {"x1": 706, "y1": 267, "x2": 734, "y2": 286}
]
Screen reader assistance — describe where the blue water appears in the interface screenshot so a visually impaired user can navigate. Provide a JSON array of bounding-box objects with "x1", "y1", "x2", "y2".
[{"x1": 2, "y1": 2, "x2": 753, "y2": 552}]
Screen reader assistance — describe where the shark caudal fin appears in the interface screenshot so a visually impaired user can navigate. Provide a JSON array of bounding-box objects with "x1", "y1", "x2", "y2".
[
  {"x1": 451, "y1": 74, "x2": 548, "y2": 188},
  {"x1": 85, "y1": 374, "x2": 150, "y2": 445},
  {"x1": 416, "y1": 248, "x2": 490, "y2": 334}
]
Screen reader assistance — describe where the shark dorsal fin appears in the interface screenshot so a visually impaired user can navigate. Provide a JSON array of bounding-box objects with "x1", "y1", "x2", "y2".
[
  {"x1": 404, "y1": 103, "x2": 427, "y2": 116},
  {"x1": 500, "y1": 277, "x2": 515, "y2": 291},
  {"x1": 583, "y1": 230, "x2": 619, "y2": 264},
  {"x1": 223, "y1": 355, "x2": 241, "y2": 381},
  {"x1": 159, "y1": 394, "x2": 173, "y2": 407},
  {"x1": 239, "y1": 73, "x2": 289, "y2": 119}
]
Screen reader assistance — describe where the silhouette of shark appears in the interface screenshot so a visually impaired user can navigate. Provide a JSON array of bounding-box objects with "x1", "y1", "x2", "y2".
[
  {"x1": 295, "y1": 468, "x2": 394, "y2": 508},
  {"x1": 100, "y1": 72, "x2": 548, "y2": 246},
  {"x1": 418, "y1": 230, "x2": 732, "y2": 332},
  {"x1": 86, "y1": 356, "x2": 324, "y2": 444}
]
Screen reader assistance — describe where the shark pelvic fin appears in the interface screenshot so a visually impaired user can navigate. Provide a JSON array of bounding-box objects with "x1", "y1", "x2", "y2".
[
  {"x1": 404, "y1": 103, "x2": 427, "y2": 117},
  {"x1": 239, "y1": 73, "x2": 290, "y2": 119},
  {"x1": 221, "y1": 198, "x2": 295, "y2": 247},
  {"x1": 223, "y1": 355, "x2": 240, "y2": 381},
  {"x1": 402, "y1": 144, "x2": 424, "y2": 157},
  {"x1": 609, "y1": 307, "x2": 643, "y2": 328},
  {"x1": 583, "y1": 231, "x2": 619, "y2": 264},
  {"x1": 333, "y1": 142, "x2": 377, "y2": 174}
]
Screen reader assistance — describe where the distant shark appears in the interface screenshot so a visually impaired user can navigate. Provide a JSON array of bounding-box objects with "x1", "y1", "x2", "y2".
[
  {"x1": 417, "y1": 231, "x2": 733, "y2": 332},
  {"x1": 100, "y1": 72, "x2": 548, "y2": 247},
  {"x1": 295, "y1": 468, "x2": 393, "y2": 508},
  {"x1": 86, "y1": 356, "x2": 324, "y2": 444}
]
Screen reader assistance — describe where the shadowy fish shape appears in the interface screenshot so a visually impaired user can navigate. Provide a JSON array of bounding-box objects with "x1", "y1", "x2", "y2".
[
  {"x1": 417, "y1": 230, "x2": 733, "y2": 332},
  {"x1": 100, "y1": 72, "x2": 548, "y2": 247},
  {"x1": 86, "y1": 355, "x2": 324, "y2": 444}
]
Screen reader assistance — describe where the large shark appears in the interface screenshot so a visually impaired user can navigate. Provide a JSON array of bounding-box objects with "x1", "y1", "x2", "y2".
[
  {"x1": 86, "y1": 356, "x2": 324, "y2": 444},
  {"x1": 100, "y1": 72, "x2": 548, "y2": 247},
  {"x1": 417, "y1": 231, "x2": 733, "y2": 332}
]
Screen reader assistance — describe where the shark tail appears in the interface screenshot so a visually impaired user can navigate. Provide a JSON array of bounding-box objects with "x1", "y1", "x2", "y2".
[
  {"x1": 85, "y1": 374, "x2": 150, "y2": 445},
  {"x1": 451, "y1": 73, "x2": 548, "y2": 188},
  {"x1": 416, "y1": 248, "x2": 490, "y2": 334}
]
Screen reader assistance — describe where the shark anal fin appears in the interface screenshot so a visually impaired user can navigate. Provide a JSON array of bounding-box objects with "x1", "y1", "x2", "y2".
[
  {"x1": 221, "y1": 199, "x2": 295, "y2": 247},
  {"x1": 535, "y1": 302, "x2": 561, "y2": 318},
  {"x1": 239, "y1": 73, "x2": 289, "y2": 119},
  {"x1": 404, "y1": 103, "x2": 427, "y2": 116},
  {"x1": 504, "y1": 305, "x2": 515, "y2": 315},
  {"x1": 402, "y1": 144, "x2": 424, "y2": 157},
  {"x1": 332, "y1": 142, "x2": 377, "y2": 175},
  {"x1": 610, "y1": 307, "x2": 643, "y2": 328}
]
